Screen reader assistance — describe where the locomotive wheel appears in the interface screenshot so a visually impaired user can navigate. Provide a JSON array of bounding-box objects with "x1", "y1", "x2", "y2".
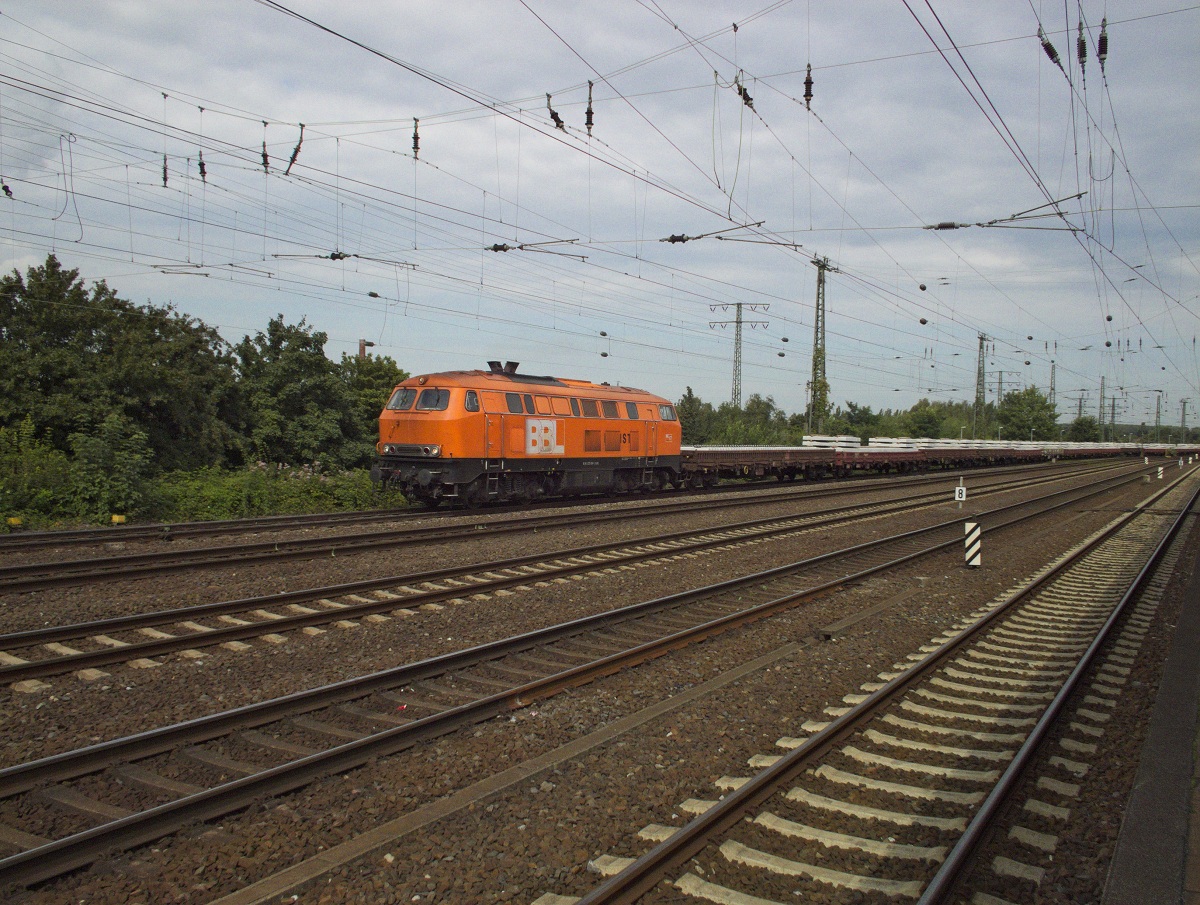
[
  {"x1": 460, "y1": 477, "x2": 488, "y2": 509},
  {"x1": 414, "y1": 492, "x2": 441, "y2": 509}
]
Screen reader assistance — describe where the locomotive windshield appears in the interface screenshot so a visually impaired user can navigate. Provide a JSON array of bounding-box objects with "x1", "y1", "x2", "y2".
[
  {"x1": 386, "y1": 388, "x2": 417, "y2": 410},
  {"x1": 415, "y1": 388, "x2": 451, "y2": 411}
]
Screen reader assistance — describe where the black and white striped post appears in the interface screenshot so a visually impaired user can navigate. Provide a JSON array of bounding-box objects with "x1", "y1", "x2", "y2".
[{"x1": 964, "y1": 521, "x2": 982, "y2": 568}]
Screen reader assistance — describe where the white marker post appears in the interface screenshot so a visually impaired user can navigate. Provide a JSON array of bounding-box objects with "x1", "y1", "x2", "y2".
[
  {"x1": 955, "y1": 479, "x2": 966, "y2": 510},
  {"x1": 965, "y1": 522, "x2": 981, "y2": 568}
]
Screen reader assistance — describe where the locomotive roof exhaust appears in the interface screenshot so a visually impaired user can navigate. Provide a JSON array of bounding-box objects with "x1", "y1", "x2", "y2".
[{"x1": 487, "y1": 361, "x2": 520, "y2": 374}]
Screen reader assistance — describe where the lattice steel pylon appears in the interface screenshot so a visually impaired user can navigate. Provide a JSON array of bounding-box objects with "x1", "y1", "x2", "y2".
[
  {"x1": 1099, "y1": 376, "x2": 1106, "y2": 441},
  {"x1": 733, "y1": 304, "x2": 743, "y2": 406},
  {"x1": 710, "y1": 302, "x2": 768, "y2": 407},
  {"x1": 809, "y1": 256, "x2": 835, "y2": 433},
  {"x1": 973, "y1": 333, "x2": 990, "y2": 439}
]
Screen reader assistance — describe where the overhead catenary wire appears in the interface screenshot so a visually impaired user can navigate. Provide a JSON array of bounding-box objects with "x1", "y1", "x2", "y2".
[{"x1": 0, "y1": 3, "x2": 1193, "y2": 411}]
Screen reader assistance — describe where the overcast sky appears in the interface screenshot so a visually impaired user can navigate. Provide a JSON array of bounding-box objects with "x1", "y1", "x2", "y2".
[{"x1": 2, "y1": 1, "x2": 1197, "y2": 430}]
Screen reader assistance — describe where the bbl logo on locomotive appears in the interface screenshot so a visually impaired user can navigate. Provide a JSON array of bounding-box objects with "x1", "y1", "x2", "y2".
[{"x1": 526, "y1": 418, "x2": 564, "y2": 455}]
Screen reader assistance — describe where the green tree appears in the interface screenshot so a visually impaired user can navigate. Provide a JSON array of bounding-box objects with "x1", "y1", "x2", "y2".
[
  {"x1": 235, "y1": 315, "x2": 358, "y2": 467},
  {"x1": 904, "y1": 399, "x2": 943, "y2": 438},
  {"x1": 0, "y1": 418, "x2": 73, "y2": 521},
  {"x1": 0, "y1": 255, "x2": 241, "y2": 470},
  {"x1": 68, "y1": 413, "x2": 153, "y2": 519},
  {"x1": 338, "y1": 352, "x2": 408, "y2": 467},
  {"x1": 997, "y1": 386, "x2": 1058, "y2": 441},
  {"x1": 1065, "y1": 415, "x2": 1101, "y2": 442},
  {"x1": 842, "y1": 401, "x2": 880, "y2": 442},
  {"x1": 676, "y1": 387, "x2": 716, "y2": 445}
]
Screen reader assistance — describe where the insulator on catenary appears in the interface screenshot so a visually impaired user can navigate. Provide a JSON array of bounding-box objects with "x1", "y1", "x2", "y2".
[
  {"x1": 735, "y1": 73, "x2": 754, "y2": 110},
  {"x1": 412, "y1": 118, "x2": 420, "y2": 159},
  {"x1": 546, "y1": 94, "x2": 565, "y2": 131},
  {"x1": 2, "y1": 180, "x2": 11, "y2": 198},
  {"x1": 284, "y1": 123, "x2": 304, "y2": 176},
  {"x1": 162, "y1": 153, "x2": 168, "y2": 187},
  {"x1": 262, "y1": 122, "x2": 269, "y2": 173},
  {"x1": 1077, "y1": 20, "x2": 1087, "y2": 83},
  {"x1": 1098, "y1": 17, "x2": 1108, "y2": 73},
  {"x1": 1038, "y1": 26, "x2": 1065, "y2": 76},
  {"x1": 198, "y1": 150, "x2": 207, "y2": 184},
  {"x1": 585, "y1": 81, "x2": 594, "y2": 136},
  {"x1": 803, "y1": 63, "x2": 813, "y2": 109}
]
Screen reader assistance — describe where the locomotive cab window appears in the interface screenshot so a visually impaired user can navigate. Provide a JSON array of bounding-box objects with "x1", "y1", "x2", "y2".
[
  {"x1": 415, "y1": 388, "x2": 450, "y2": 411},
  {"x1": 581, "y1": 399, "x2": 599, "y2": 418},
  {"x1": 658, "y1": 404, "x2": 678, "y2": 421},
  {"x1": 523, "y1": 394, "x2": 535, "y2": 414},
  {"x1": 386, "y1": 388, "x2": 416, "y2": 410},
  {"x1": 625, "y1": 402, "x2": 640, "y2": 419},
  {"x1": 464, "y1": 390, "x2": 480, "y2": 412},
  {"x1": 601, "y1": 400, "x2": 619, "y2": 418},
  {"x1": 506, "y1": 393, "x2": 523, "y2": 414}
]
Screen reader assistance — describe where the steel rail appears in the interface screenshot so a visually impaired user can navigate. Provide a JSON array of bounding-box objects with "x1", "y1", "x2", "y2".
[
  {"x1": 569, "y1": 471, "x2": 1199, "y2": 905},
  {"x1": 0, "y1": 467, "x2": 1143, "y2": 682},
  {"x1": 0, "y1": 467, "x2": 1151, "y2": 789},
  {"x1": 916, "y1": 479, "x2": 1200, "y2": 904},
  {"x1": 0, "y1": 469, "x2": 1167, "y2": 888},
  {"x1": 0, "y1": 462, "x2": 1135, "y2": 593},
  {"x1": 0, "y1": 459, "x2": 1112, "y2": 551}
]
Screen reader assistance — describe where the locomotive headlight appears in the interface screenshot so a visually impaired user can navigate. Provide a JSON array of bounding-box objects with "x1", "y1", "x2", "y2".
[{"x1": 422, "y1": 445, "x2": 441, "y2": 456}]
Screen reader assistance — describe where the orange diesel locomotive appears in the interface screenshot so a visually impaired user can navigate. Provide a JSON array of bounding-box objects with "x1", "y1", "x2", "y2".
[{"x1": 372, "y1": 361, "x2": 683, "y2": 506}]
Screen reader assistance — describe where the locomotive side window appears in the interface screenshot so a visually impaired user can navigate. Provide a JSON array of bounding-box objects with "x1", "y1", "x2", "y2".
[
  {"x1": 523, "y1": 394, "x2": 535, "y2": 413},
  {"x1": 625, "y1": 402, "x2": 640, "y2": 419},
  {"x1": 464, "y1": 391, "x2": 480, "y2": 412},
  {"x1": 581, "y1": 399, "x2": 599, "y2": 418},
  {"x1": 570, "y1": 398, "x2": 581, "y2": 417},
  {"x1": 386, "y1": 388, "x2": 417, "y2": 410},
  {"x1": 535, "y1": 395, "x2": 552, "y2": 415},
  {"x1": 658, "y1": 404, "x2": 678, "y2": 421},
  {"x1": 601, "y1": 400, "x2": 619, "y2": 418},
  {"x1": 551, "y1": 396, "x2": 572, "y2": 416},
  {"x1": 415, "y1": 388, "x2": 450, "y2": 411},
  {"x1": 506, "y1": 393, "x2": 523, "y2": 414}
]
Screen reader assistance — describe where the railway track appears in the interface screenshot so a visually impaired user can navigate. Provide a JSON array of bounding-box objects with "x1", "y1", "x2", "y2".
[
  {"x1": 545, "y1": 473, "x2": 1200, "y2": 905},
  {"x1": 0, "y1": 461, "x2": 1130, "y2": 593},
  {"x1": 0, "y1": 461, "x2": 1183, "y2": 891},
  {"x1": 0, "y1": 463, "x2": 1146, "y2": 684},
  {"x1": 1, "y1": 460, "x2": 1112, "y2": 552}
]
